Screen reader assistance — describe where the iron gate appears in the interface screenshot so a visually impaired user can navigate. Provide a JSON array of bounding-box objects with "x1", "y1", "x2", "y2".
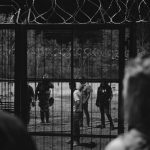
[{"x1": 0, "y1": 24, "x2": 136, "y2": 150}]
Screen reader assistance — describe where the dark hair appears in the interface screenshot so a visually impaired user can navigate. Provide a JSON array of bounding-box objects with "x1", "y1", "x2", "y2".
[
  {"x1": 0, "y1": 111, "x2": 36, "y2": 150},
  {"x1": 80, "y1": 76, "x2": 86, "y2": 84},
  {"x1": 123, "y1": 54, "x2": 150, "y2": 134},
  {"x1": 42, "y1": 73, "x2": 48, "y2": 79}
]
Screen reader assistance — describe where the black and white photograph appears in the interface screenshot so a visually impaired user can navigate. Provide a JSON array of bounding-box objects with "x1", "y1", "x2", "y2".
[{"x1": 0, "y1": 0, "x2": 150, "y2": 150}]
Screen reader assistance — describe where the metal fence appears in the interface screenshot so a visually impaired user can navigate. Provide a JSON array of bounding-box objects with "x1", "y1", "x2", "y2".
[{"x1": 0, "y1": 24, "x2": 136, "y2": 150}]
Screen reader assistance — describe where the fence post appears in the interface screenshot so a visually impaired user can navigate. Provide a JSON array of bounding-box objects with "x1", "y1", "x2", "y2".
[
  {"x1": 129, "y1": 23, "x2": 137, "y2": 58},
  {"x1": 118, "y1": 26, "x2": 125, "y2": 134},
  {"x1": 15, "y1": 25, "x2": 27, "y2": 125}
]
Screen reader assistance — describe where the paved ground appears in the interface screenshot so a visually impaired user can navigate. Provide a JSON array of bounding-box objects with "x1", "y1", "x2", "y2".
[
  {"x1": 27, "y1": 98, "x2": 119, "y2": 150},
  {"x1": 0, "y1": 82, "x2": 128, "y2": 150}
]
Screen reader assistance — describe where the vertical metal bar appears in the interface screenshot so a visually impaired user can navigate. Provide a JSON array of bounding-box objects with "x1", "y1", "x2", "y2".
[
  {"x1": 118, "y1": 27, "x2": 125, "y2": 134},
  {"x1": 3, "y1": 30, "x2": 6, "y2": 80},
  {"x1": 127, "y1": 23, "x2": 137, "y2": 131},
  {"x1": 15, "y1": 25, "x2": 27, "y2": 125},
  {"x1": 14, "y1": 25, "x2": 21, "y2": 118},
  {"x1": 7, "y1": 30, "x2": 10, "y2": 110},
  {"x1": 43, "y1": 31, "x2": 46, "y2": 74},
  {"x1": 1, "y1": 30, "x2": 4, "y2": 101},
  {"x1": 108, "y1": 30, "x2": 111, "y2": 136},
  {"x1": 129, "y1": 23, "x2": 137, "y2": 58},
  {"x1": 70, "y1": 29, "x2": 74, "y2": 150},
  {"x1": 60, "y1": 39, "x2": 63, "y2": 150},
  {"x1": 81, "y1": 35, "x2": 84, "y2": 77},
  {"x1": 52, "y1": 34, "x2": 54, "y2": 150},
  {"x1": 34, "y1": 29, "x2": 37, "y2": 132}
]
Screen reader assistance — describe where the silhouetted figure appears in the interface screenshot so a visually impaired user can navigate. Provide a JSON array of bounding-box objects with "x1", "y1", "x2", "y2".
[
  {"x1": 0, "y1": 111, "x2": 37, "y2": 150},
  {"x1": 35, "y1": 74, "x2": 54, "y2": 123},
  {"x1": 96, "y1": 81, "x2": 114, "y2": 129},
  {"x1": 25, "y1": 83, "x2": 35, "y2": 125},
  {"x1": 80, "y1": 81, "x2": 92, "y2": 127},
  {"x1": 67, "y1": 84, "x2": 84, "y2": 146},
  {"x1": 105, "y1": 54, "x2": 150, "y2": 150}
]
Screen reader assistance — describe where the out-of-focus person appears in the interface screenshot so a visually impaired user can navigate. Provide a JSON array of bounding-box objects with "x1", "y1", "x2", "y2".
[
  {"x1": 0, "y1": 111, "x2": 37, "y2": 150},
  {"x1": 105, "y1": 54, "x2": 150, "y2": 150}
]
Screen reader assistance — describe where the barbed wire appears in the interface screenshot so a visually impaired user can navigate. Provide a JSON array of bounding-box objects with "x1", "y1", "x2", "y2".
[{"x1": 0, "y1": 0, "x2": 150, "y2": 24}]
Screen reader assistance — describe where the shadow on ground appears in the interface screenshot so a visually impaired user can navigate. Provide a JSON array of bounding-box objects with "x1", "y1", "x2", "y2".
[{"x1": 79, "y1": 142, "x2": 97, "y2": 148}]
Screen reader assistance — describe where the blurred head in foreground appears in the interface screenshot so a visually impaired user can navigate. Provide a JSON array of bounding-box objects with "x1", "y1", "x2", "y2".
[
  {"x1": 0, "y1": 111, "x2": 36, "y2": 150},
  {"x1": 123, "y1": 54, "x2": 150, "y2": 134},
  {"x1": 105, "y1": 54, "x2": 150, "y2": 150}
]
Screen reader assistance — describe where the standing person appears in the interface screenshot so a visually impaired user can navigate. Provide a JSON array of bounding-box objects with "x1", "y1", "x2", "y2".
[
  {"x1": 105, "y1": 54, "x2": 150, "y2": 150},
  {"x1": 67, "y1": 83, "x2": 84, "y2": 146},
  {"x1": 26, "y1": 83, "x2": 35, "y2": 125},
  {"x1": 35, "y1": 74, "x2": 54, "y2": 123},
  {"x1": 80, "y1": 80, "x2": 92, "y2": 127},
  {"x1": 96, "y1": 81, "x2": 114, "y2": 129}
]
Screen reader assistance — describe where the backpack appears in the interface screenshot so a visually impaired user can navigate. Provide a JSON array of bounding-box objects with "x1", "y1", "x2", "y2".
[{"x1": 49, "y1": 97, "x2": 54, "y2": 107}]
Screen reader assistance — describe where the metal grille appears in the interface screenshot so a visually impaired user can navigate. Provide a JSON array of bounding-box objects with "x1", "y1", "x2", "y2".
[
  {"x1": 27, "y1": 26, "x2": 125, "y2": 150},
  {"x1": 0, "y1": 29, "x2": 15, "y2": 113},
  {"x1": 0, "y1": 24, "x2": 135, "y2": 150}
]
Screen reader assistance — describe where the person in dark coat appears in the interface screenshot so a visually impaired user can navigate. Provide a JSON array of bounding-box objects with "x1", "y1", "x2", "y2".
[
  {"x1": 35, "y1": 74, "x2": 54, "y2": 123},
  {"x1": 25, "y1": 83, "x2": 35, "y2": 125},
  {"x1": 96, "y1": 81, "x2": 114, "y2": 129}
]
